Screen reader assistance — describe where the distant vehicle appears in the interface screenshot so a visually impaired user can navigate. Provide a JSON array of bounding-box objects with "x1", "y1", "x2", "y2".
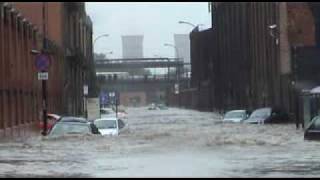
[
  {"x1": 93, "y1": 117, "x2": 125, "y2": 136},
  {"x1": 100, "y1": 108, "x2": 117, "y2": 118},
  {"x1": 304, "y1": 115, "x2": 320, "y2": 140},
  {"x1": 223, "y1": 110, "x2": 250, "y2": 123},
  {"x1": 243, "y1": 107, "x2": 290, "y2": 124},
  {"x1": 157, "y1": 103, "x2": 168, "y2": 110},
  {"x1": 148, "y1": 103, "x2": 157, "y2": 110},
  {"x1": 39, "y1": 113, "x2": 61, "y2": 133},
  {"x1": 48, "y1": 121, "x2": 94, "y2": 137}
]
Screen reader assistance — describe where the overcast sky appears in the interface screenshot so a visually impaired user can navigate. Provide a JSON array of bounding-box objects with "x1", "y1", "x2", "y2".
[{"x1": 86, "y1": 2, "x2": 211, "y2": 59}]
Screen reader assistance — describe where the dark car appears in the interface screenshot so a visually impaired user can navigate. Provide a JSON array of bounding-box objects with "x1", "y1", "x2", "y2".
[
  {"x1": 243, "y1": 107, "x2": 290, "y2": 124},
  {"x1": 304, "y1": 116, "x2": 320, "y2": 140}
]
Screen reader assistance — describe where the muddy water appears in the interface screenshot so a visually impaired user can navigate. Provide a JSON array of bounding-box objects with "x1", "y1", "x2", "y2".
[{"x1": 0, "y1": 107, "x2": 319, "y2": 177}]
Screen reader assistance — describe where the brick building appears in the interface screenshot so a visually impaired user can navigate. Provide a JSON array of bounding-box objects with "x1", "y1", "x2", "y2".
[
  {"x1": 0, "y1": 2, "x2": 95, "y2": 139},
  {"x1": 13, "y1": 2, "x2": 95, "y2": 116}
]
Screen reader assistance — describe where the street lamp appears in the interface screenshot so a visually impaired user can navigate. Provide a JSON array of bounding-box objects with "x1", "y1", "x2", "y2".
[
  {"x1": 93, "y1": 34, "x2": 109, "y2": 46},
  {"x1": 178, "y1": 21, "x2": 204, "y2": 30},
  {"x1": 268, "y1": 24, "x2": 279, "y2": 45},
  {"x1": 164, "y1": 43, "x2": 179, "y2": 60},
  {"x1": 164, "y1": 43, "x2": 181, "y2": 107}
]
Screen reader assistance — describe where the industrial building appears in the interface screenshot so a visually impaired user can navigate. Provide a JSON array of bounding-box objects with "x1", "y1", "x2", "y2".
[
  {"x1": 169, "y1": 2, "x2": 320, "y2": 126},
  {"x1": 0, "y1": 2, "x2": 95, "y2": 138}
]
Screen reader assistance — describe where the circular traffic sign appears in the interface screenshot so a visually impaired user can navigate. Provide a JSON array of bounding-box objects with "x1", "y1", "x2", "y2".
[{"x1": 35, "y1": 53, "x2": 50, "y2": 71}]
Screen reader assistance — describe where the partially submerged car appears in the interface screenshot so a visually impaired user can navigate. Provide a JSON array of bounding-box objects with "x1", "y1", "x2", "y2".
[
  {"x1": 223, "y1": 110, "x2": 250, "y2": 123},
  {"x1": 243, "y1": 107, "x2": 290, "y2": 124},
  {"x1": 304, "y1": 115, "x2": 320, "y2": 140},
  {"x1": 93, "y1": 117, "x2": 125, "y2": 136},
  {"x1": 157, "y1": 103, "x2": 168, "y2": 110},
  {"x1": 48, "y1": 121, "x2": 95, "y2": 138},
  {"x1": 148, "y1": 103, "x2": 157, "y2": 110}
]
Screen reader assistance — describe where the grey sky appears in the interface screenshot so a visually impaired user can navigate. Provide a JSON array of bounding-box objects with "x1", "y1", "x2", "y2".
[{"x1": 86, "y1": 2, "x2": 211, "y2": 59}]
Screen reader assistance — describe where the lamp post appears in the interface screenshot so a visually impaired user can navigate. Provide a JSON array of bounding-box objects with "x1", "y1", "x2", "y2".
[
  {"x1": 164, "y1": 43, "x2": 181, "y2": 107},
  {"x1": 178, "y1": 21, "x2": 204, "y2": 30},
  {"x1": 164, "y1": 43, "x2": 179, "y2": 60},
  {"x1": 178, "y1": 21, "x2": 203, "y2": 88},
  {"x1": 93, "y1": 34, "x2": 109, "y2": 47}
]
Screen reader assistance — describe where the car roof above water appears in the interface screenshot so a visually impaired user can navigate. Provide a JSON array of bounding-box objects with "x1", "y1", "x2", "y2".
[
  {"x1": 59, "y1": 116, "x2": 88, "y2": 123},
  {"x1": 226, "y1": 110, "x2": 247, "y2": 113}
]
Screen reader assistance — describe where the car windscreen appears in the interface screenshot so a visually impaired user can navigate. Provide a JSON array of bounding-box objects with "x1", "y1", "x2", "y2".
[
  {"x1": 50, "y1": 123, "x2": 91, "y2": 136},
  {"x1": 249, "y1": 108, "x2": 271, "y2": 119},
  {"x1": 94, "y1": 120, "x2": 117, "y2": 129},
  {"x1": 224, "y1": 111, "x2": 245, "y2": 119}
]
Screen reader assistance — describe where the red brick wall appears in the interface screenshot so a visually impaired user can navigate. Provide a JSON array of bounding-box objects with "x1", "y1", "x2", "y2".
[
  {"x1": 287, "y1": 2, "x2": 316, "y2": 46},
  {"x1": 0, "y1": 4, "x2": 41, "y2": 138},
  {"x1": 13, "y1": 2, "x2": 63, "y2": 47}
]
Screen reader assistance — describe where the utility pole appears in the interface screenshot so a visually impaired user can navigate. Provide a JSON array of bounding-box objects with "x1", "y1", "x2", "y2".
[{"x1": 41, "y1": 2, "x2": 48, "y2": 136}]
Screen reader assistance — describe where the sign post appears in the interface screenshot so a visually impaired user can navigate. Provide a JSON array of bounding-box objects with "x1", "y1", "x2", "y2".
[
  {"x1": 83, "y1": 85, "x2": 88, "y2": 118},
  {"x1": 35, "y1": 52, "x2": 50, "y2": 136}
]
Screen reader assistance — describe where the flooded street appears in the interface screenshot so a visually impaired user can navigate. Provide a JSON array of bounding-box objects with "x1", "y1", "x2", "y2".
[{"x1": 0, "y1": 107, "x2": 319, "y2": 177}]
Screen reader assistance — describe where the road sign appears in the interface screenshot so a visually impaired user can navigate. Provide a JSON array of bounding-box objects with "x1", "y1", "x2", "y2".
[
  {"x1": 38, "y1": 72, "x2": 48, "y2": 80},
  {"x1": 84, "y1": 85, "x2": 88, "y2": 95},
  {"x1": 175, "y1": 83, "x2": 179, "y2": 94},
  {"x1": 35, "y1": 53, "x2": 50, "y2": 71}
]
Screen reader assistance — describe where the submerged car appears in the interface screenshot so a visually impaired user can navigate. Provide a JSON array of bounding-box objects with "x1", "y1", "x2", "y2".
[
  {"x1": 304, "y1": 115, "x2": 320, "y2": 140},
  {"x1": 148, "y1": 103, "x2": 157, "y2": 110},
  {"x1": 157, "y1": 103, "x2": 168, "y2": 110},
  {"x1": 93, "y1": 117, "x2": 125, "y2": 136},
  {"x1": 48, "y1": 121, "x2": 94, "y2": 137},
  {"x1": 223, "y1": 110, "x2": 250, "y2": 123},
  {"x1": 243, "y1": 107, "x2": 290, "y2": 124},
  {"x1": 57, "y1": 116, "x2": 88, "y2": 123}
]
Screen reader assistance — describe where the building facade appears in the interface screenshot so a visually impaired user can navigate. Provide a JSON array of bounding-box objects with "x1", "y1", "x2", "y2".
[
  {"x1": 13, "y1": 2, "x2": 95, "y2": 116},
  {"x1": 171, "y1": 2, "x2": 320, "y2": 123},
  {"x1": 174, "y1": 34, "x2": 190, "y2": 63},
  {"x1": 121, "y1": 35, "x2": 144, "y2": 58}
]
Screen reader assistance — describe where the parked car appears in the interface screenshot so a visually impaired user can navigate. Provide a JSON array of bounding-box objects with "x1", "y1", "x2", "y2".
[
  {"x1": 243, "y1": 107, "x2": 290, "y2": 124},
  {"x1": 39, "y1": 113, "x2": 61, "y2": 133},
  {"x1": 223, "y1": 110, "x2": 250, "y2": 123},
  {"x1": 48, "y1": 121, "x2": 94, "y2": 137},
  {"x1": 93, "y1": 117, "x2": 125, "y2": 136},
  {"x1": 304, "y1": 115, "x2": 320, "y2": 140}
]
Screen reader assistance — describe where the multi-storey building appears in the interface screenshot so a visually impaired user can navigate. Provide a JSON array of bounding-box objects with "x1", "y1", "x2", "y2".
[{"x1": 13, "y1": 2, "x2": 95, "y2": 116}]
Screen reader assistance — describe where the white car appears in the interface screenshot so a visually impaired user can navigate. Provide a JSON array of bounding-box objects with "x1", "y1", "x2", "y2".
[
  {"x1": 223, "y1": 110, "x2": 250, "y2": 123},
  {"x1": 93, "y1": 117, "x2": 124, "y2": 136}
]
